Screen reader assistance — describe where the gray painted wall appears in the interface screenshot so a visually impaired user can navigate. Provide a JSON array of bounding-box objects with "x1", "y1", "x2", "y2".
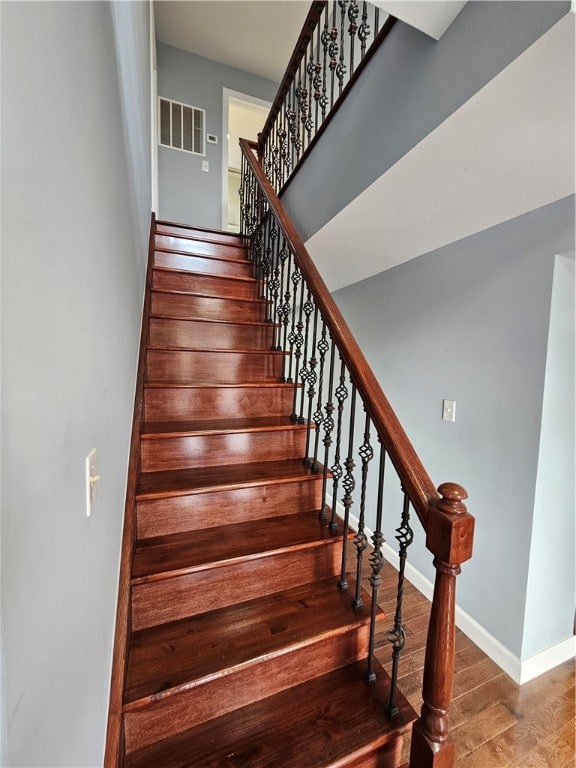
[
  {"x1": 281, "y1": 1, "x2": 570, "y2": 241},
  {"x1": 522, "y1": 254, "x2": 575, "y2": 659},
  {"x1": 332, "y1": 196, "x2": 575, "y2": 658},
  {"x1": 157, "y1": 42, "x2": 278, "y2": 228},
  {"x1": 1, "y1": 2, "x2": 151, "y2": 765}
]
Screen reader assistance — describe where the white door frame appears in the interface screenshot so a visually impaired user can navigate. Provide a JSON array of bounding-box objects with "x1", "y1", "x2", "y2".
[{"x1": 221, "y1": 88, "x2": 271, "y2": 231}]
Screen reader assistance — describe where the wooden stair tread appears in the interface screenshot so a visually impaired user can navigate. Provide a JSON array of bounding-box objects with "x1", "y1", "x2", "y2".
[
  {"x1": 153, "y1": 265, "x2": 257, "y2": 284},
  {"x1": 156, "y1": 221, "x2": 244, "y2": 246},
  {"x1": 132, "y1": 512, "x2": 340, "y2": 581},
  {"x1": 123, "y1": 660, "x2": 416, "y2": 768},
  {"x1": 152, "y1": 288, "x2": 267, "y2": 305},
  {"x1": 124, "y1": 576, "x2": 377, "y2": 705},
  {"x1": 144, "y1": 382, "x2": 295, "y2": 390},
  {"x1": 149, "y1": 314, "x2": 277, "y2": 329},
  {"x1": 146, "y1": 344, "x2": 284, "y2": 354},
  {"x1": 141, "y1": 415, "x2": 307, "y2": 438},
  {"x1": 136, "y1": 458, "x2": 324, "y2": 499},
  {"x1": 155, "y1": 246, "x2": 250, "y2": 266}
]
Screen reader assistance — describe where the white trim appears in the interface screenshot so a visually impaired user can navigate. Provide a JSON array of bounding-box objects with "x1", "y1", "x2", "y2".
[
  {"x1": 519, "y1": 637, "x2": 576, "y2": 684},
  {"x1": 337, "y1": 500, "x2": 575, "y2": 685},
  {"x1": 221, "y1": 88, "x2": 271, "y2": 231}
]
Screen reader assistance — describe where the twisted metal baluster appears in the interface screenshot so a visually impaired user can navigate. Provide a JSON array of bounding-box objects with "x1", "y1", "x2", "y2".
[
  {"x1": 358, "y1": 1, "x2": 370, "y2": 60},
  {"x1": 329, "y1": 356, "x2": 347, "y2": 533},
  {"x1": 320, "y1": 8, "x2": 330, "y2": 122},
  {"x1": 290, "y1": 273, "x2": 306, "y2": 422},
  {"x1": 278, "y1": 245, "x2": 293, "y2": 375},
  {"x1": 366, "y1": 442, "x2": 386, "y2": 683},
  {"x1": 313, "y1": 21, "x2": 321, "y2": 133},
  {"x1": 286, "y1": 264, "x2": 301, "y2": 388},
  {"x1": 387, "y1": 489, "x2": 414, "y2": 718},
  {"x1": 306, "y1": 306, "x2": 322, "y2": 464},
  {"x1": 352, "y1": 410, "x2": 373, "y2": 609},
  {"x1": 337, "y1": 0, "x2": 348, "y2": 95},
  {"x1": 348, "y1": 0, "x2": 359, "y2": 76},
  {"x1": 269, "y1": 233, "x2": 282, "y2": 348},
  {"x1": 317, "y1": 337, "x2": 335, "y2": 521},
  {"x1": 297, "y1": 288, "x2": 315, "y2": 424},
  {"x1": 329, "y1": 1, "x2": 338, "y2": 108},
  {"x1": 338, "y1": 382, "x2": 356, "y2": 591},
  {"x1": 312, "y1": 324, "x2": 331, "y2": 474},
  {"x1": 276, "y1": 240, "x2": 291, "y2": 357}
]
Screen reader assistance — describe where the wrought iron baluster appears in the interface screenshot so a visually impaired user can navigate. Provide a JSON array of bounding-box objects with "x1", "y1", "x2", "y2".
[
  {"x1": 329, "y1": 355, "x2": 347, "y2": 532},
  {"x1": 359, "y1": 1, "x2": 370, "y2": 60},
  {"x1": 297, "y1": 288, "x2": 315, "y2": 424},
  {"x1": 374, "y1": 5, "x2": 380, "y2": 36},
  {"x1": 348, "y1": 0, "x2": 359, "y2": 77},
  {"x1": 352, "y1": 410, "x2": 373, "y2": 609},
  {"x1": 290, "y1": 272, "x2": 306, "y2": 422},
  {"x1": 337, "y1": 0, "x2": 348, "y2": 95},
  {"x1": 303, "y1": 304, "x2": 320, "y2": 462},
  {"x1": 313, "y1": 21, "x2": 321, "y2": 134},
  {"x1": 286, "y1": 260, "x2": 300, "y2": 386},
  {"x1": 366, "y1": 442, "x2": 386, "y2": 683},
  {"x1": 276, "y1": 239, "x2": 291, "y2": 357},
  {"x1": 268, "y1": 227, "x2": 281, "y2": 345},
  {"x1": 305, "y1": 47, "x2": 314, "y2": 147},
  {"x1": 320, "y1": 8, "x2": 329, "y2": 122},
  {"x1": 317, "y1": 336, "x2": 335, "y2": 521},
  {"x1": 312, "y1": 324, "x2": 331, "y2": 474},
  {"x1": 329, "y1": 1, "x2": 338, "y2": 109},
  {"x1": 338, "y1": 381, "x2": 356, "y2": 591},
  {"x1": 387, "y1": 488, "x2": 414, "y2": 718}
]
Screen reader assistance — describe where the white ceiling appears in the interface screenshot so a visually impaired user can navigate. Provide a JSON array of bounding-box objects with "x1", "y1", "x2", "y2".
[
  {"x1": 154, "y1": 1, "x2": 311, "y2": 83},
  {"x1": 306, "y1": 12, "x2": 576, "y2": 291}
]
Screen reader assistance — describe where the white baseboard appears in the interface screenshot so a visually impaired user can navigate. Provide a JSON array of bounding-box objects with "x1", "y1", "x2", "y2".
[{"x1": 341, "y1": 504, "x2": 575, "y2": 685}]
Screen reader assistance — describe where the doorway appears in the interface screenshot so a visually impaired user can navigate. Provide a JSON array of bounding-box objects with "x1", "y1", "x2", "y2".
[{"x1": 222, "y1": 89, "x2": 271, "y2": 231}]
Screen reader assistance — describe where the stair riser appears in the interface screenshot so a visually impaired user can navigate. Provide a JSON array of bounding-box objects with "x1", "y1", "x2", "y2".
[
  {"x1": 131, "y1": 541, "x2": 342, "y2": 631},
  {"x1": 152, "y1": 269, "x2": 258, "y2": 300},
  {"x1": 148, "y1": 317, "x2": 275, "y2": 351},
  {"x1": 156, "y1": 224, "x2": 244, "y2": 246},
  {"x1": 136, "y1": 477, "x2": 324, "y2": 538},
  {"x1": 154, "y1": 251, "x2": 252, "y2": 278},
  {"x1": 140, "y1": 428, "x2": 308, "y2": 472},
  {"x1": 151, "y1": 292, "x2": 267, "y2": 323},
  {"x1": 143, "y1": 385, "x2": 294, "y2": 421},
  {"x1": 146, "y1": 350, "x2": 283, "y2": 384},
  {"x1": 344, "y1": 738, "x2": 404, "y2": 768},
  {"x1": 155, "y1": 234, "x2": 247, "y2": 261},
  {"x1": 123, "y1": 624, "x2": 371, "y2": 753}
]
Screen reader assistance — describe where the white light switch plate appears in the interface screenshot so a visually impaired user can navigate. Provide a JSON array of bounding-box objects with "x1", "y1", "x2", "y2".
[{"x1": 442, "y1": 399, "x2": 456, "y2": 422}]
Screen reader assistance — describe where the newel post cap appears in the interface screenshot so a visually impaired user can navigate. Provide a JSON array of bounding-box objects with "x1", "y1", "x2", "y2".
[
  {"x1": 437, "y1": 482, "x2": 468, "y2": 513},
  {"x1": 426, "y1": 482, "x2": 474, "y2": 565}
]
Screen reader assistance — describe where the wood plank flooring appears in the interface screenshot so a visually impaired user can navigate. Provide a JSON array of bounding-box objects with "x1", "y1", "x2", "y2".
[{"x1": 366, "y1": 561, "x2": 575, "y2": 768}]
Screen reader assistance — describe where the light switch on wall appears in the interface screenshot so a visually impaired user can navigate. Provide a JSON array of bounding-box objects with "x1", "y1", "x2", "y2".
[
  {"x1": 442, "y1": 399, "x2": 456, "y2": 422},
  {"x1": 85, "y1": 448, "x2": 101, "y2": 517},
  {"x1": 202, "y1": 160, "x2": 209, "y2": 172}
]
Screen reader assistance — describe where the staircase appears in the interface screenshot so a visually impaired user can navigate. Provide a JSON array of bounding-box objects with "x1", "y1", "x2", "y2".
[{"x1": 113, "y1": 219, "x2": 417, "y2": 767}]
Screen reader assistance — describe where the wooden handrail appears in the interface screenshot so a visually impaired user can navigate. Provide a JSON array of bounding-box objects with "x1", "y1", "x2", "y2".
[{"x1": 241, "y1": 138, "x2": 437, "y2": 529}]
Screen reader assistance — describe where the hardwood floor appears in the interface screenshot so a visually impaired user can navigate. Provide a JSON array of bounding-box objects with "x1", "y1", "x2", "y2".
[{"x1": 366, "y1": 561, "x2": 575, "y2": 768}]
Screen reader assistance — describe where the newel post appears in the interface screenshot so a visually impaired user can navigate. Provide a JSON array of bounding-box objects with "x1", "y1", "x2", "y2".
[{"x1": 409, "y1": 483, "x2": 474, "y2": 768}]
